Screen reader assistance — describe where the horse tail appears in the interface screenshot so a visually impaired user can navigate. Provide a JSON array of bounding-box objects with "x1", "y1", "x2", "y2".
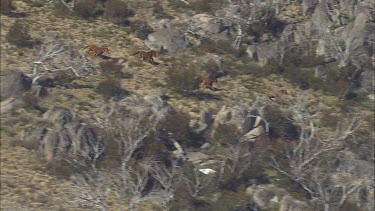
[
  {"x1": 133, "y1": 51, "x2": 140, "y2": 56},
  {"x1": 82, "y1": 45, "x2": 90, "y2": 50},
  {"x1": 152, "y1": 50, "x2": 156, "y2": 57}
]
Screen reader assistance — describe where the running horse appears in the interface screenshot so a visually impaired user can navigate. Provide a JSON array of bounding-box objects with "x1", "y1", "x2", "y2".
[
  {"x1": 83, "y1": 45, "x2": 110, "y2": 57},
  {"x1": 263, "y1": 89, "x2": 288, "y2": 101},
  {"x1": 195, "y1": 76, "x2": 218, "y2": 89},
  {"x1": 133, "y1": 50, "x2": 157, "y2": 64}
]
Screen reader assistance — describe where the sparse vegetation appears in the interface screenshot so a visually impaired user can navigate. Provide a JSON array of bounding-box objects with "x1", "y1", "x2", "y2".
[
  {"x1": 168, "y1": 0, "x2": 226, "y2": 15},
  {"x1": 104, "y1": 0, "x2": 133, "y2": 25},
  {"x1": 127, "y1": 20, "x2": 154, "y2": 40},
  {"x1": 6, "y1": 20, "x2": 33, "y2": 47},
  {"x1": 95, "y1": 76, "x2": 126, "y2": 99},
  {"x1": 99, "y1": 59, "x2": 125, "y2": 77},
  {"x1": 165, "y1": 61, "x2": 199, "y2": 94},
  {"x1": 74, "y1": 0, "x2": 104, "y2": 19},
  {"x1": 1, "y1": 1, "x2": 374, "y2": 211},
  {"x1": 0, "y1": 0, "x2": 15, "y2": 15}
]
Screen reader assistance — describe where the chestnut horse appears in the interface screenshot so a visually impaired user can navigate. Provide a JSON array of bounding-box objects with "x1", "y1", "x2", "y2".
[
  {"x1": 264, "y1": 89, "x2": 288, "y2": 101},
  {"x1": 83, "y1": 45, "x2": 110, "y2": 57},
  {"x1": 133, "y1": 50, "x2": 156, "y2": 64}
]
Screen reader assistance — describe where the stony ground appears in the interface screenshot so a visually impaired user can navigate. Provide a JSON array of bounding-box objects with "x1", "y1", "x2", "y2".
[{"x1": 1, "y1": 1, "x2": 374, "y2": 210}]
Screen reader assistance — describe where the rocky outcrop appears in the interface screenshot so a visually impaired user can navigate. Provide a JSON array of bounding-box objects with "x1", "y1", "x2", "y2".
[
  {"x1": 0, "y1": 97, "x2": 23, "y2": 114},
  {"x1": 212, "y1": 105, "x2": 268, "y2": 140},
  {"x1": 1, "y1": 70, "x2": 31, "y2": 99},
  {"x1": 189, "y1": 110, "x2": 213, "y2": 134},
  {"x1": 246, "y1": 184, "x2": 309, "y2": 210},
  {"x1": 279, "y1": 196, "x2": 311, "y2": 211},
  {"x1": 145, "y1": 29, "x2": 190, "y2": 53},
  {"x1": 19, "y1": 107, "x2": 100, "y2": 161},
  {"x1": 246, "y1": 42, "x2": 281, "y2": 66}
]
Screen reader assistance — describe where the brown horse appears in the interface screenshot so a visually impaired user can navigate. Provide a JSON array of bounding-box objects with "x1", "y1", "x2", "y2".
[
  {"x1": 133, "y1": 50, "x2": 156, "y2": 64},
  {"x1": 264, "y1": 89, "x2": 288, "y2": 101},
  {"x1": 83, "y1": 45, "x2": 110, "y2": 57},
  {"x1": 196, "y1": 76, "x2": 218, "y2": 89}
]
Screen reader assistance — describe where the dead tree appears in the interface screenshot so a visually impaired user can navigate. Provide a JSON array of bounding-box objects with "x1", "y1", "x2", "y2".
[
  {"x1": 53, "y1": 0, "x2": 80, "y2": 12},
  {"x1": 28, "y1": 32, "x2": 95, "y2": 85},
  {"x1": 68, "y1": 170, "x2": 114, "y2": 211},
  {"x1": 183, "y1": 166, "x2": 216, "y2": 197},
  {"x1": 269, "y1": 94, "x2": 365, "y2": 211},
  {"x1": 149, "y1": 160, "x2": 180, "y2": 210}
]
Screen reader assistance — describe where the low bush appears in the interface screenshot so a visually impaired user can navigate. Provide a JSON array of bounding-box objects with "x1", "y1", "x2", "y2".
[
  {"x1": 128, "y1": 20, "x2": 154, "y2": 40},
  {"x1": 74, "y1": 0, "x2": 104, "y2": 19},
  {"x1": 53, "y1": 0, "x2": 73, "y2": 16},
  {"x1": 168, "y1": 0, "x2": 226, "y2": 15},
  {"x1": 165, "y1": 62, "x2": 199, "y2": 94},
  {"x1": 6, "y1": 20, "x2": 33, "y2": 47},
  {"x1": 22, "y1": 93, "x2": 39, "y2": 110},
  {"x1": 263, "y1": 106, "x2": 299, "y2": 140},
  {"x1": 152, "y1": 0, "x2": 172, "y2": 19},
  {"x1": 104, "y1": 0, "x2": 133, "y2": 25},
  {"x1": 0, "y1": 0, "x2": 15, "y2": 15},
  {"x1": 95, "y1": 76, "x2": 126, "y2": 99}
]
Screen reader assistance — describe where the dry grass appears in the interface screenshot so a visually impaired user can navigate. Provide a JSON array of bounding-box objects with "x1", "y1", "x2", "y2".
[{"x1": 1, "y1": 1, "x2": 373, "y2": 210}]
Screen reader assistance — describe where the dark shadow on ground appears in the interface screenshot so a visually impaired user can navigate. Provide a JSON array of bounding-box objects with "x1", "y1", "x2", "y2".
[
  {"x1": 98, "y1": 55, "x2": 114, "y2": 60},
  {"x1": 8, "y1": 12, "x2": 27, "y2": 18},
  {"x1": 183, "y1": 91, "x2": 222, "y2": 101}
]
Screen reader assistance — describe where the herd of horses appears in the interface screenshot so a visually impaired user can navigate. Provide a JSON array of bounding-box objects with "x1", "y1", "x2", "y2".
[{"x1": 82, "y1": 44, "x2": 288, "y2": 101}]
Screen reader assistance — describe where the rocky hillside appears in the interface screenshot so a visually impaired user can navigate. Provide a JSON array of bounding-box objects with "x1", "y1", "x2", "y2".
[{"x1": 1, "y1": 0, "x2": 374, "y2": 211}]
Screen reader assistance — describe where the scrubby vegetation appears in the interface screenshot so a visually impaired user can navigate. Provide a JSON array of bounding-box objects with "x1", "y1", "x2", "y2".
[
  {"x1": 1, "y1": 1, "x2": 374, "y2": 211},
  {"x1": 166, "y1": 61, "x2": 200, "y2": 94},
  {"x1": 104, "y1": 0, "x2": 133, "y2": 25},
  {"x1": 73, "y1": 0, "x2": 104, "y2": 20},
  {"x1": 0, "y1": 0, "x2": 15, "y2": 15},
  {"x1": 6, "y1": 19, "x2": 33, "y2": 47},
  {"x1": 168, "y1": 0, "x2": 226, "y2": 15},
  {"x1": 95, "y1": 76, "x2": 126, "y2": 99}
]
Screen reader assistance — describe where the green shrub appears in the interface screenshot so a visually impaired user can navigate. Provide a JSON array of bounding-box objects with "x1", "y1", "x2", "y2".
[
  {"x1": 104, "y1": 0, "x2": 133, "y2": 25},
  {"x1": 74, "y1": 0, "x2": 104, "y2": 19},
  {"x1": 166, "y1": 62, "x2": 199, "y2": 94},
  {"x1": 6, "y1": 20, "x2": 33, "y2": 47},
  {"x1": 95, "y1": 76, "x2": 125, "y2": 99},
  {"x1": 0, "y1": 0, "x2": 15, "y2": 15}
]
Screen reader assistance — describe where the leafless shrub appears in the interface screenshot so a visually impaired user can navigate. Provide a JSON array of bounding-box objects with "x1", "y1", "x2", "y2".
[
  {"x1": 269, "y1": 93, "x2": 366, "y2": 211},
  {"x1": 28, "y1": 32, "x2": 95, "y2": 85},
  {"x1": 68, "y1": 170, "x2": 114, "y2": 211},
  {"x1": 183, "y1": 166, "x2": 216, "y2": 197}
]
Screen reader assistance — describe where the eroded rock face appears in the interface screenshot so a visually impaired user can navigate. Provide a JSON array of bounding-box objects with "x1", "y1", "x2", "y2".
[
  {"x1": 212, "y1": 105, "x2": 268, "y2": 138},
  {"x1": 187, "y1": 14, "x2": 235, "y2": 40},
  {"x1": 279, "y1": 196, "x2": 310, "y2": 211},
  {"x1": 145, "y1": 29, "x2": 190, "y2": 53},
  {"x1": 0, "y1": 70, "x2": 31, "y2": 99},
  {"x1": 19, "y1": 107, "x2": 99, "y2": 161}
]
